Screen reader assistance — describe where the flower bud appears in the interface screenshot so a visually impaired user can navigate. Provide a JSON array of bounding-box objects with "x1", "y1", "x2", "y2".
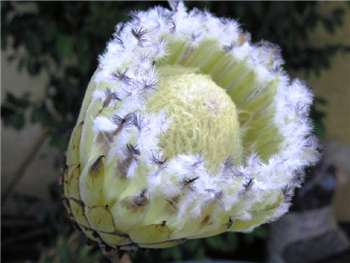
[{"x1": 64, "y1": 3, "x2": 319, "y2": 249}]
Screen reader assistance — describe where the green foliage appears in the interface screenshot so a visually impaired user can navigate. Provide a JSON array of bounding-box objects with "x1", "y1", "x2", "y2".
[
  {"x1": 38, "y1": 233, "x2": 103, "y2": 263},
  {"x1": 129, "y1": 229, "x2": 267, "y2": 262},
  {"x1": 2, "y1": 2, "x2": 349, "y2": 262},
  {"x1": 1, "y1": 92, "x2": 30, "y2": 129}
]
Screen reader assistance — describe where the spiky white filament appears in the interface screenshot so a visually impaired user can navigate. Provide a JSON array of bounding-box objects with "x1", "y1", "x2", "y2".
[{"x1": 94, "y1": 116, "x2": 118, "y2": 133}]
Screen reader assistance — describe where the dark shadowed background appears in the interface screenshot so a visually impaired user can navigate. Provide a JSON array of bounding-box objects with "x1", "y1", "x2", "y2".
[{"x1": 2, "y1": 2, "x2": 350, "y2": 262}]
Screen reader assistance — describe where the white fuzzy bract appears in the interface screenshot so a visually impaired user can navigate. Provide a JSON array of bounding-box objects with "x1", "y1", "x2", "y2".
[{"x1": 92, "y1": 3, "x2": 319, "y2": 227}]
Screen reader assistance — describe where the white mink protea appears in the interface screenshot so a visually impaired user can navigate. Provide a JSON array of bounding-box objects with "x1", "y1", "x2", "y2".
[{"x1": 63, "y1": 3, "x2": 319, "y2": 250}]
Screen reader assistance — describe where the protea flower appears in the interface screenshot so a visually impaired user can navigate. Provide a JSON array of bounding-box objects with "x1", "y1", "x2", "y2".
[{"x1": 63, "y1": 3, "x2": 319, "y2": 250}]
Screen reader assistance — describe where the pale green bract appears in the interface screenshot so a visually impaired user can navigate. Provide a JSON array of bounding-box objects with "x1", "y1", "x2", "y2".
[{"x1": 63, "y1": 3, "x2": 319, "y2": 250}]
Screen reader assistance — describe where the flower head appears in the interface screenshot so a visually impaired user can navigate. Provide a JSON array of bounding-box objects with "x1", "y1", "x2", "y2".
[{"x1": 64, "y1": 3, "x2": 319, "y2": 250}]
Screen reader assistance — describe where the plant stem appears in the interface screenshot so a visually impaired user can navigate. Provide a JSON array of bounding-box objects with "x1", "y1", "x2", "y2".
[{"x1": 2, "y1": 129, "x2": 49, "y2": 204}]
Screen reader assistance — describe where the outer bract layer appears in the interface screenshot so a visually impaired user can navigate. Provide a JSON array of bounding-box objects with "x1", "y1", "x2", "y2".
[{"x1": 63, "y1": 4, "x2": 319, "y2": 249}]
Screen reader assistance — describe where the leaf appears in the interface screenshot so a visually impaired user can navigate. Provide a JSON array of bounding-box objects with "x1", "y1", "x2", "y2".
[
  {"x1": 56, "y1": 34, "x2": 74, "y2": 58},
  {"x1": 205, "y1": 235, "x2": 233, "y2": 252}
]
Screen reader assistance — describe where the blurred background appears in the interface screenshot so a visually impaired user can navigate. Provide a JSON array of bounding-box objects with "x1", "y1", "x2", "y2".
[{"x1": 1, "y1": 1, "x2": 350, "y2": 263}]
